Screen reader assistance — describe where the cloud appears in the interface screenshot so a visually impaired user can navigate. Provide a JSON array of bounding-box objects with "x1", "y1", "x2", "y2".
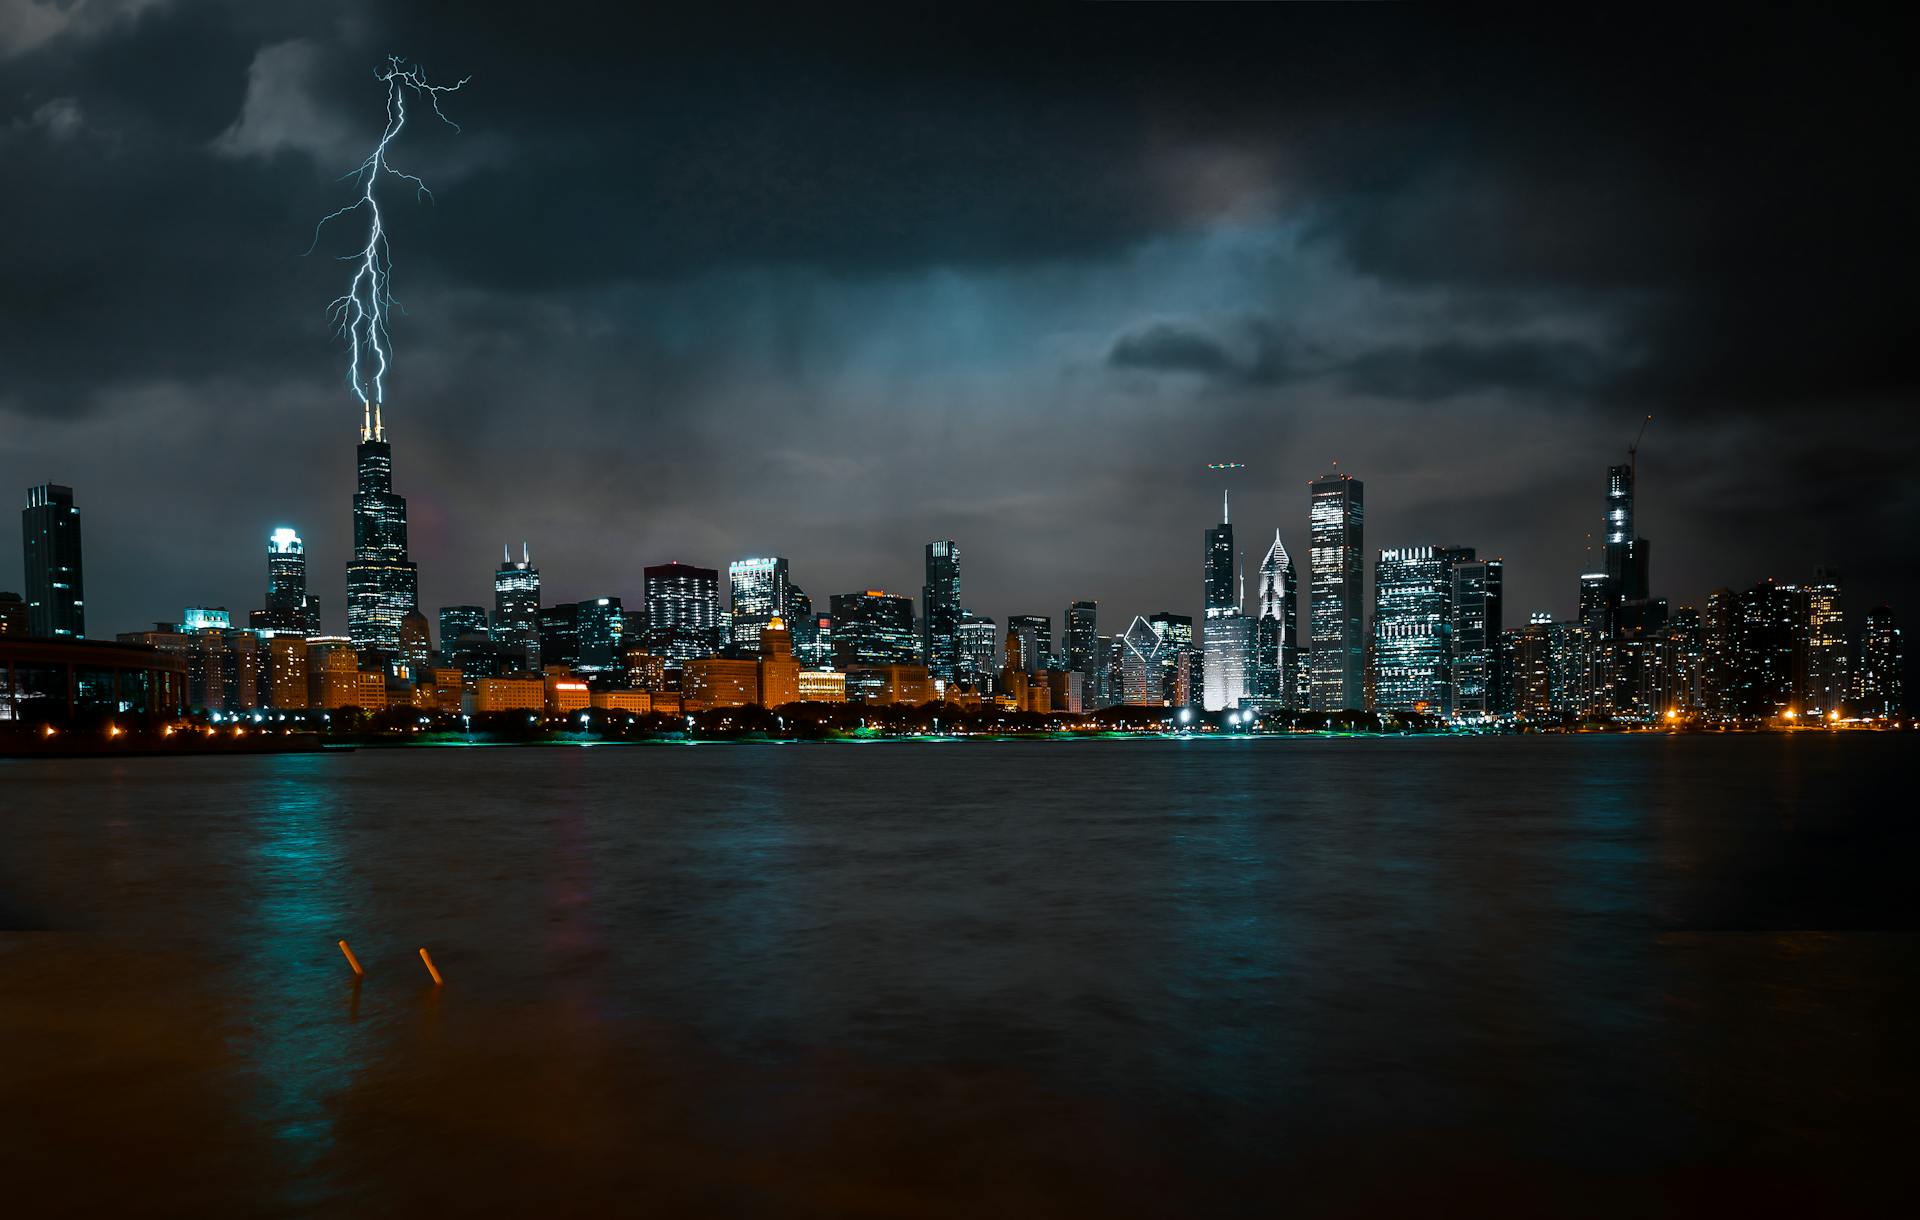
[
  {"x1": 1107, "y1": 320, "x2": 1238, "y2": 377},
  {"x1": 1106, "y1": 316, "x2": 1305, "y2": 386},
  {"x1": 0, "y1": 0, "x2": 163, "y2": 59},
  {"x1": 210, "y1": 37, "x2": 359, "y2": 166}
]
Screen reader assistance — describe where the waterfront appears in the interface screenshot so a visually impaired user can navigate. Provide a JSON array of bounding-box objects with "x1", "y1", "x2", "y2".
[{"x1": 2, "y1": 735, "x2": 1913, "y2": 1215}]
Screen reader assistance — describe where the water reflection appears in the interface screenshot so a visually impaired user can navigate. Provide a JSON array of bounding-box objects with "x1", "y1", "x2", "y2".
[{"x1": 235, "y1": 755, "x2": 371, "y2": 1200}]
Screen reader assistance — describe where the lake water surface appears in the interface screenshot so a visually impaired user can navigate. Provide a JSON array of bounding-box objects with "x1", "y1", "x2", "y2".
[{"x1": 2, "y1": 735, "x2": 1913, "y2": 1216}]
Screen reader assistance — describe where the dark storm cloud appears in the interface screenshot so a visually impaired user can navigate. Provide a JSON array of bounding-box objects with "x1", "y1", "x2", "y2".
[{"x1": 0, "y1": 2, "x2": 1913, "y2": 659}]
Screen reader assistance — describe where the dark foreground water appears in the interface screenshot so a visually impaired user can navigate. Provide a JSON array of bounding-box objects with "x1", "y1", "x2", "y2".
[{"x1": 2, "y1": 735, "x2": 1915, "y2": 1216}]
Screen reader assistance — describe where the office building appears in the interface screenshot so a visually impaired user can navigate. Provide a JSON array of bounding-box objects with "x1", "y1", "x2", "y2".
[
  {"x1": 1308, "y1": 472, "x2": 1364, "y2": 710},
  {"x1": 438, "y1": 605, "x2": 490, "y2": 666},
  {"x1": 922, "y1": 541, "x2": 962, "y2": 682},
  {"x1": 830, "y1": 590, "x2": 918, "y2": 668},
  {"x1": 344, "y1": 415, "x2": 418, "y2": 652},
  {"x1": 728, "y1": 557, "x2": 790, "y2": 654},
  {"x1": 539, "y1": 603, "x2": 581, "y2": 671},
  {"x1": 1605, "y1": 463, "x2": 1651, "y2": 605},
  {"x1": 493, "y1": 544, "x2": 542, "y2": 671},
  {"x1": 1372, "y1": 546, "x2": 1465, "y2": 715},
  {"x1": 1205, "y1": 490, "x2": 1236, "y2": 620},
  {"x1": 398, "y1": 609, "x2": 432, "y2": 677},
  {"x1": 1735, "y1": 579, "x2": 1798, "y2": 717},
  {"x1": 955, "y1": 612, "x2": 998, "y2": 690},
  {"x1": 1064, "y1": 600, "x2": 1098, "y2": 678},
  {"x1": 645, "y1": 562, "x2": 722, "y2": 670},
  {"x1": 1254, "y1": 530, "x2": 1299, "y2": 708},
  {"x1": 1202, "y1": 614, "x2": 1255, "y2": 712},
  {"x1": 249, "y1": 527, "x2": 321, "y2": 637},
  {"x1": 576, "y1": 596, "x2": 626, "y2": 674},
  {"x1": 1449, "y1": 558, "x2": 1504, "y2": 717},
  {"x1": 1149, "y1": 612, "x2": 1196, "y2": 706},
  {"x1": 22, "y1": 483, "x2": 85, "y2": 639},
  {"x1": 1511, "y1": 615, "x2": 1553, "y2": 720},
  {"x1": 1007, "y1": 614, "x2": 1052, "y2": 674}
]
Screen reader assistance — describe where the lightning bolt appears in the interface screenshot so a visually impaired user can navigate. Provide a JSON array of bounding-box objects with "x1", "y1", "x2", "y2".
[{"x1": 307, "y1": 57, "x2": 467, "y2": 439}]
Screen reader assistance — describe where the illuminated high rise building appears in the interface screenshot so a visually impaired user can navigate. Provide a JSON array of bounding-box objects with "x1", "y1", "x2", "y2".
[
  {"x1": 493, "y1": 545, "x2": 541, "y2": 671},
  {"x1": 1449, "y1": 558, "x2": 1504, "y2": 717},
  {"x1": 576, "y1": 596, "x2": 626, "y2": 674},
  {"x1": 645, "y1": 562, "x2": 722, "y2": 670},
  {"x1": 1149, "y1": 612, "x2": 1196, "y2": 706},
  {"x1": 1735, "y1": 579, "x2": 1798, "y2": 717},
  {"x1": 438, "y1": 605, "x2": 489, "y2": 666},
  {"x1": 1308, "y1": 472, "x2": 1364, "y2": 711},
  {"x1": 250, "y1": 527, "x2": 321, "y2": 637},
  {"x1": 921, "y1": 541, "x2": 962, "y2": 682},
  {"x1": 1604, "y1": 463, "x2": 1651, "y2": 604},
  {"x1": 955, "y1": 612, "x2": 998, "y2": 690},
  {"x1": 22, "y1": 483, "x2": 84, "y2": 639},
  {"x1": 830, "y1": 590, "x2": 918, "y2": 668},
  {"x1": 398, "y1": 609, "x2": 432, "y2": 677},
  {"x1": 728, "y1": 557, "x2": 790, "y2": 654},
  {"x1": 1064, "y1": 600, "x2": 1099, "y2": 678},
  {"x1": 1204, "y1": 491, "x2": 1236, "y2": 620},
  {"x1": 1254, "y1": 530, "x2": 1299, "y2": 708},
  {"x1": 1372, "y1": 546, "x2": 1466, "y2": 714},
  {"x1": 344, "y1": 415, "x2": 417, "y2": 652},
  {"x1": 1801, "y1": 567, "x2": 1847, "y2": 717},
  {"x1": 1858, "y1": 604, "x2": 1902, "y2": 718},
  {"x1": 1007, "y1": 615, "x2": 1052, "y2": 674}
]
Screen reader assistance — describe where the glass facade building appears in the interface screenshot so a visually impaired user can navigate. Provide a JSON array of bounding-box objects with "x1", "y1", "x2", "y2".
[
  {"x1": 22, "y1": 483, "x2": 85, "y2": 639},
  {"x1": 920, "y1": 541, "x2": 962, "y2": 682},
  {"x1": 1372, "y1": 546, "x2": 1468, "y2": 715},
  {"x1": 728, "y1": 557, "x2": 790, "y2": 655},
  {"x1": 575, "y1": 596, "x2": 625, "y2": 674},
  {"x1": 1449, "y1": 558, "x2": 1504, "y2": 717},
  {"x1": 344, "y1": 425, "x2": 418, "y2": 653},
  {"x1": 1859, "y1": 604, "x2": 1902, "y2": 717},
  {"x1": 1254, "y1": 530, "x2": 1299, "y2": 708},
  {"x1": 1007, "y1": 614, "x2": 1052, "y2": 674},
  {"x1": 493, "y1": 545, "x2": 542, "y2": 672},
  {"x1": 252, "y1": 527, "x2": 321, "y2": 637},
  {"x1": 955, "y1": 612, "x2": 998, "y2": 690},
  {"x1": 1308, "y1": 473, "x2": 1364, "y2": 711},
  {"x1": 645, "y1": 563, "x2": 722, "y2": 670},
  {"x1": 829, "y1": 590, "x2": 919, "y2": 668}
]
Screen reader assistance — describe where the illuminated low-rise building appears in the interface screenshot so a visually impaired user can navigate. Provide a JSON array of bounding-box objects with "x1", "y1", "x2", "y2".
[
  {"x1": 592, "y1": 689, "x2": 652, "y2": 714},
  {"x1": 545, "y1": 674, "x2": 592, "y2": 714},
  {"x1": 0, "y1": 637, "x2": 186, "y2": 723},
  {"x1": 682, "y1": 656, "x2": 760, "y2": 711},
  {"x1": 474, "y1": 676, "x2": 545, "y2": 713},
  {"x1": 847, "y1": 664, "x2": 934, "y2": 706},
  {"x1": 797, "y1": 669, "x2": 847, "y2": 703}
]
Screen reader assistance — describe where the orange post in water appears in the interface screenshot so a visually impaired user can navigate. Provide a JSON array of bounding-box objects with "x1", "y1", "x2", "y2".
[
  {"x1": 418, "y1": 947, "x2": 444, "y2": 986},
  {"x1": 338, "y1": 939, "x2": 364, "y2": 978}
]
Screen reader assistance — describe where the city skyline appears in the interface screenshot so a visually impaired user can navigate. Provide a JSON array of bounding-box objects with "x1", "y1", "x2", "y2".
[{"x1": 1, "y1": 6, "x2": 1912, "y2": 651}]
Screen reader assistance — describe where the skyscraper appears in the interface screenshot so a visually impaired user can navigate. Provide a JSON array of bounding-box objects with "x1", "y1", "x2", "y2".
[
  {"x1": 1308, "y1": 473, "x2": 1364, "y2": 711},
  {"x1": 250, "y1": 527, "x2": 321, "y2": 637},
  {"x1": 438, "y1": 605, "x2": 489, "y2": 667},
  {"x1": 493, "y1": 545, "x2": 541, "y2": 671},
  {"x1": 728, "y1": 557, "x2": 790, "y2": 654},
  {"x1": 829, "y1": 590, "x2": 919, "y2": 668},
  {"x1": 540, "y1": 603, "x2": 581, "y2": 671},
  {"x1": 576, "y1": 596, "x2": 626, "y2": 674},
  {"x1": 1604, "y1": 463, "x2": 1651, "y2": 604},
  {"x1": 1007, "y1": 615, "x2": 1052, "y2": 673},
  {"x1": 1735, "y1": 579, "x2": 1798, "y2": 717},
  {"x1": 1372, "y1": 546, "x2": 1464, "y2": 714},
  {"x1": 1149, "y1": 612, "x2": 1196, "y2": 706},
  {"x1": 1254, "y1": 530, "x2": 1299, "y2": 708},
  {"x1": 1449, "y1": 558, "x2": 1504, "y2": 717},
  {"x1": 645, "y1": 563, "x2": 723, "y2": 671},
  {"x1": 955, "y1": 612, "x2": 998, "y2": 690},
  {"x1": 1859, "y1": 604, "x2": 1902, "y2": 718},
  {"x1": 22, "y1": 483, "x2": 84, "y2": 639},
  {"x1": 1064, "y1": 600, "x2": 1099, "y2": 679},
  {"x1": 1204, "y1": 490, "x2": 1235, "y2": 620},
  {"x1": 922, "y1": 541, "x2": 962, "y2": 682},
  {"x1": 345, "y1": 415, "x2": 418, "y2": 652},
  {"x1": 1801, "y1": 567, "x2": 1847, "y2": 717}
]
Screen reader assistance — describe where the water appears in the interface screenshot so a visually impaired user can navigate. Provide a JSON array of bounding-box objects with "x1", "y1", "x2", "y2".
[{"x1": 2, "y1": 736, "x2": 1913, "y2": 1216}]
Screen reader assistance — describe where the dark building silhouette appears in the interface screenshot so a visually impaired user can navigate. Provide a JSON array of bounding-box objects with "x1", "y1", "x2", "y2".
[
  {"x1": 344, "y1": 415, "x2": 417, "y2": 651},
  {"x1": 22, "y1": 483, "x2": 85, "y2": 640}
]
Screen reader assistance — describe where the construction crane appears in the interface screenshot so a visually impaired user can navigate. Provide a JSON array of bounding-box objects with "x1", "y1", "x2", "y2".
[
  {"x1": 1206, "y1": 462, "x2": 1245, "y2": 522},
  {"x1": 1628, "y1": 414, "x2": 1652, "y2": 479}
]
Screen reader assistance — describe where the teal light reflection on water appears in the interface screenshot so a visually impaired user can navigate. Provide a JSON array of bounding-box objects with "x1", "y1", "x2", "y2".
[{"x1": 234, "y1": 756, "x2": 370, "y2": 1197}]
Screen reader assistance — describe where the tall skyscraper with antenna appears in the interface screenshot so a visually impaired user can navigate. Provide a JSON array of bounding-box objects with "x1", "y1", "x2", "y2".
[
  {"x1": 344, "y1": 408, "x2": 418, "y2": 652},
  {"x1": 493, "y1": 543, "x2": 542, "y2": 671}
]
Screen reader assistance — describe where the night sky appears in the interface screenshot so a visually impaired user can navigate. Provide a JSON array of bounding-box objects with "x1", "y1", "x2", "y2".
[{"x1": 2, "y1": 4, "x2": 1913, "y2": 647}]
